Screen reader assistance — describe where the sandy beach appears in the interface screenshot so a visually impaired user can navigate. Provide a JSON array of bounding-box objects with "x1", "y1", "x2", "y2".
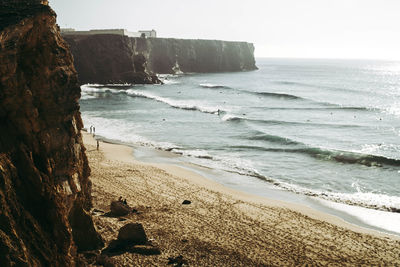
[{"x1": 83, "y1": 132, "x2": 400, "y2": 266}]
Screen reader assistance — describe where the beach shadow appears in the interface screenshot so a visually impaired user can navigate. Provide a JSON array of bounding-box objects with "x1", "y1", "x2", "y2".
[{"x1": 102, "y1": 240, "x2": 161, "y2": 256}]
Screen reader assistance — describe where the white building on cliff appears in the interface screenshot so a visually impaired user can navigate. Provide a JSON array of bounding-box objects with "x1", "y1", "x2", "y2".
[
  {"x1": 139, "y1": 30, "x2": 157, "y2": 38},
  {"x1": 61, "y1": 28, "x2": 157, "y2": 38}
]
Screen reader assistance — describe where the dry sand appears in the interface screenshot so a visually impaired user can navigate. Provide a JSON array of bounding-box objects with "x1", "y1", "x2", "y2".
[{"x1": 83, "y1": 132, "x2": 400, "y2": 266}]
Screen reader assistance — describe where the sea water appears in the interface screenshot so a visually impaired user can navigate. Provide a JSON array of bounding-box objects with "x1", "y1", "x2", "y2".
[{"x1": 80, "y1": 58, "x2": 400, "y2": 234}]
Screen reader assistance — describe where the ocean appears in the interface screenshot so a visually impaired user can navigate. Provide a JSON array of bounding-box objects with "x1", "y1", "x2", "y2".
[{"x1": 80, "y1": 58, "x2": 400, "y2": 235}]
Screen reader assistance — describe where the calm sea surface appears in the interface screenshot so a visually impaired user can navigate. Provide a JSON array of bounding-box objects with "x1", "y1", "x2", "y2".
[{"x1": 80, "y1": 58, "x2": 400, "y2": 218}]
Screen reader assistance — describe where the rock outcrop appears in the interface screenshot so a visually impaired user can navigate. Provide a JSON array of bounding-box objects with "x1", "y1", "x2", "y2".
[
  {"x1": 63, "y1": 34, "x2": 257, "y2": 84},
  {"x1": 0, "y1": 1, "x2": 102, "y2": 265},
  {"x1": 63, "y1": 35, "x2": 160, "y2": 85},
  {"x1": 144, "y1": 37, "x2": 257, "y2": 74},
  {"x1": 110, "y1": 200, "x2": 131, "y2": 217}
]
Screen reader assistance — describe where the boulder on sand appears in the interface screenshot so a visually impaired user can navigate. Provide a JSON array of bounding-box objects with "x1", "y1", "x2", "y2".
[
  {"x1": 69, "y1": 201, "x2": 104, "y2": 252},
  {"x1": 110, "y1": 200, "x2": 131, "y2": 216},
  {"x1": 103, "y1": 223, "x2": 161, "y2": 256},
  {"x1": 182, "y1": 200, "x2": 191, "y2": 205},
  {"x1": 117, "y1": 223, "x2": 148, "y2": 245}
]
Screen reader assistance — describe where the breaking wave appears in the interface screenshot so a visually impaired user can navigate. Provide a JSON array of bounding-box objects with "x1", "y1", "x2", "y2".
[
  {"x1": 199, "y1": 83, "x2": 232, "y2": 89},
  {"x1": 221, "y1": 114, "x2": 367, "y2": 129},
  {"x1": 230, "y1": 140, "x2": 400, "y2": 168},
  {"x1": 126, "y1": 90, "x2": 223, "y2": 114}
]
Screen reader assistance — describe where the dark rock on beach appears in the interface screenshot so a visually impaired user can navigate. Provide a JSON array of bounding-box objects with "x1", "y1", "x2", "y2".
[
  {"x1": 110, "y1": 200, "x2": 132, "y2": 216},
  {"x1": 69, "y1": 200, "x2": 104, "y2": 252},
  {"x1": 95, "y1": 254, "x2": 116, "y2": 267},
  {"x1": 117, "y1": 223, "x2": 148, "y2": 245},
  {"x1": 182, "y1": 200, "x2": 192, "y2": 205},
  {"x1": 102, "y1": 223, "x2": 160, "y2": 256},
  {"x1": 168, "y1": 255, "x2": 189, "y2": 266}
]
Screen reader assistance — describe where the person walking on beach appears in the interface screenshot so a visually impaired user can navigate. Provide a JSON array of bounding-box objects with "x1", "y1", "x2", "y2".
[
  {"x1": 93, "y1": 126, "x2": 96, "y2": 136},
  {"x1": 89, "y1": 125, "x2": 92, "y2": 134},
  {"x1": 96, "y1": 140, "x2": 99, "y2": 150}
]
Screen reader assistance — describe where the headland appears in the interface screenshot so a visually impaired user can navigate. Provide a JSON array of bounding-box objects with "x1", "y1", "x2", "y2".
[{"x1": 63, "y1": 33, "x2": 257, "y2": 84}]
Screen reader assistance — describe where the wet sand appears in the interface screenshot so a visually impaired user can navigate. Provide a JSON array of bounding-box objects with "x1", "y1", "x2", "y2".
[{"x1": 83, "y1": 132, "x2": 400, "y2": 266}]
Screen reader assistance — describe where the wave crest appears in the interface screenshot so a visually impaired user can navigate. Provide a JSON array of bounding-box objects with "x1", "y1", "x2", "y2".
[
  {"x1": 126, "y1": 90, "x2": 222, "y2": 114},
  {"x1": 200, "y1": 83, "x2": 231, "y2": 89}
]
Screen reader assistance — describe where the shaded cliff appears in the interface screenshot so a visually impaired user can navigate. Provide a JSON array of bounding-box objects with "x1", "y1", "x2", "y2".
[
  {"x1": 63, "y1": 34, "x2": 257, "y2": 84},
  {"x1": 0, "y1": 1, "x2": 102, "y2": 266},
  {"x1": 63, "y1": 34, "x2": 160, "y2": 85}
]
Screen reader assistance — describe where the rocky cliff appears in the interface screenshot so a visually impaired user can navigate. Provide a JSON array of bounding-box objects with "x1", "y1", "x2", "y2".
[
  {"x1": 0, "y1": 1, "x2": 102, "y2": 266},
  {"x1": 63, "y1": 35, "x2": 160, "y2": 85},
  {"x1": 63, "y1": 34, "x2": 257, "y2": 84},
  {"x1": 144, "y1": 38, "x2": 257, "y2": 74}
]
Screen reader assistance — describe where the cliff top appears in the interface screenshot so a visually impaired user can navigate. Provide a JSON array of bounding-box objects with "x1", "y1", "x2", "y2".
[{"x1": 0, "y1": 1, "x2": 51, "y2": 31}]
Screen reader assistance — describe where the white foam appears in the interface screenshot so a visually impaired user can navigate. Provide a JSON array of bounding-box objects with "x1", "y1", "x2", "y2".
[
  {"x1": 82, "y1": 115, "x2": 176, "y2": 151},
  {"x1": 81, "y1": 86, "x2": 115, "y2": 94},
  {"x1": 83, "y1": 83, "x2": 131, "y2": 87},
  {"x1": 221, "y1": 114, "x2": 241, "y2": 121},
  {"x1": 355, "y1": 143, "x2": 400, "y2": 162},
  {"x1": 162, "y1": 79, "x2": 180, "y2": 85},
  {"x1": 80, "y1": 92, "x2": 97, "y2": 100},
  {"x1": 82, "y1": 83, "x2": 103, "y2": 87},
  {"x1": 172, "y1": 149, "x2": 213, "y2": 159},
  {"x1": 317, "y1": 198, "x2": 400, "y2": 234},
  {"x1": 385, "y1": 103, "x2": 400, "y2": 117},
  {"x1": 275, "y1": 179, "x2": 400, "y2": 212},
  {"x1": 126, "y1": 89, "x2": 221, "y2": 114},
  {"x1": 199, "y1": 83, "x2": 229, "y2": 89}
]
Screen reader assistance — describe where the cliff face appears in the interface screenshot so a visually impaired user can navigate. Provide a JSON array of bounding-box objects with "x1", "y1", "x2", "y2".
[
  {"x1": 63, "y1": 35, "x2": 160, "y2": 85},
  {"x1": 144, "y1": 38, "x2": 257, "y2": 74},
  {"x1": 0, "y1": 1, "x2": 102, "y2": 266},
  {"x1": 63, "y1": 34, "x2": 257, "y2": 84}
]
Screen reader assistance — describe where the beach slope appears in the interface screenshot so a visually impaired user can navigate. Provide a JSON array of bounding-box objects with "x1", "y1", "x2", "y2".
[{"x1": 84, "y1": 133, "x2": 400, "y2": 266}]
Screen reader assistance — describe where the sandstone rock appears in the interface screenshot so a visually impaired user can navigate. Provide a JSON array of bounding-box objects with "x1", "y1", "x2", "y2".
[
  {"x1": 69, "y1": 200, "x2": 104, "y2": 252},
  {"x1": 110, "y1": 200, "x2": 131, "y2": 216},
  {"x1": 0, "y1": 0, "x2": 98, "y2": 265},
  {"x1": 96, "y1": 254, "x2": 115, "y2": 267},
  {"x1": 117, "y1": 223, "x2": 148, "y2": 245}
]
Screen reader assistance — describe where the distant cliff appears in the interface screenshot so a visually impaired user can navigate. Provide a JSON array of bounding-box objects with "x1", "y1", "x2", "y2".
[
  {"x1": 0, "y1": 1, "x2": 102, "y2": 265},
  {"x1": 63, "y1": 34, "x2": 257, "y2": 84},
  {"x1": 144, "y1": 38, "x2": 257, "y2": 74},
  {"x1": 63, "y1": 34, "x2": 160, "y2": 85}
]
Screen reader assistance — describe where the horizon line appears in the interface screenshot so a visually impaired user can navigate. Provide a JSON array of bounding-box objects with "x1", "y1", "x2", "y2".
[{"x1": 255, "y1": 56, "x2": 400, "y2": 62}]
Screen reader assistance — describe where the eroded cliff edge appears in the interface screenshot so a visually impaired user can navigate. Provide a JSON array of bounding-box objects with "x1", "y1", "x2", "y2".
[
  {"x1": 145, "y1": 37, "x2": 257, "y2": 74},
  {"x1": 63, "y1": 34, "x2": 257, "y2": 84},
  {"x1": 0, "y1": 1, "x2": 102, "y2": 265}
]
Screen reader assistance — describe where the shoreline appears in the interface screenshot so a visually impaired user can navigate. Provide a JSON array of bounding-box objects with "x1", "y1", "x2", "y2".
[
  {"x1": 83, "y1": 131, "x2": 400, "y2": 239},
  {"x1": 83, "y1": 131, "x2": 400, "y2": 265},
  {"x1": 85, "y1": 132, "x2": 400, "y2": 238}
]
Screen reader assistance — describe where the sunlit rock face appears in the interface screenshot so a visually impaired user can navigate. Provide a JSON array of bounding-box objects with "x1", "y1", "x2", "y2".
[
  {"x1": 63, "y1": 34, "x2": 257, "y2": 84},
  {"x1": 0, "y1": 1, "x2": 102, "y2": 265}
]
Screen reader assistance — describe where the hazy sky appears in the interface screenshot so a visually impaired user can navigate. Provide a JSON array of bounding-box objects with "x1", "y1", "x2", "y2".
[{"x1": 51, "y1": 0, "x2": 400, "y2": 60}]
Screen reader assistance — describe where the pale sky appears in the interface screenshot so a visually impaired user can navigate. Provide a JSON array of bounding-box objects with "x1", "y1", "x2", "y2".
[{"x1": 51, "y1": 0, "x2": 400, "y2": 60}]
